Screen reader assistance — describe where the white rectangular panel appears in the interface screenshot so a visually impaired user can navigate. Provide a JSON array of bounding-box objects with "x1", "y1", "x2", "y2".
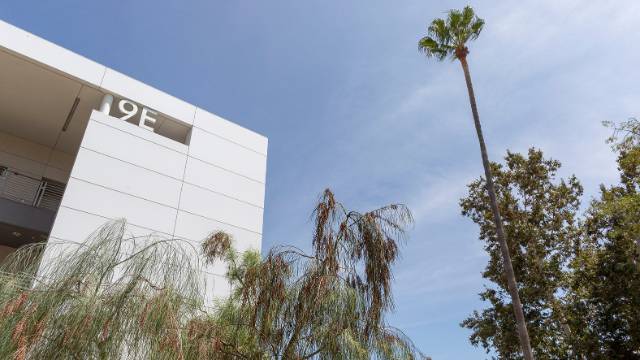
[
  {"x1": 193, "y1": 108, "x2": 268, "y2": 155},
  {"x1": 184, "y1": 157, "x2": 265, "y2": 208},
  {"x1": 178, "y1": 184, "x2": 264, "y2": 234},
  {"x1": 173, "y1": 210, "x2": 261, "y2": 249},
  {"x1": 188, "y1": 128, "x2": 267, "y2": 183},
  {"x1": 173, "y1": 211, "x2": 262, "y2": 276},
  {"x1": 49, "y1": 206, "x2": 162, "y2": 243},
  {"x1": 60, "y1": 178, "x2": 177, "y2": 234},
  {"x1": 81, "y1": 119, "x2": 187, "y2": 179},
  {"x1": 89, "y1": 111, "x2": 188, "y2": 154},
  {"x1": 200, "y1": 271, "x2": 232, "y2": 305},
  {"x1": 71, "y1": 148, "x2": 182, "y2": 208}
]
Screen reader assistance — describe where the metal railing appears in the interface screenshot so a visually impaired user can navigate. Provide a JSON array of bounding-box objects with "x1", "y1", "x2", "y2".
[{"x1": 0, "y1": 166, "x2": 66, "y2": 212}]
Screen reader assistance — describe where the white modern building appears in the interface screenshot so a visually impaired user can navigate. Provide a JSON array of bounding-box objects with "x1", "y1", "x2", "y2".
[{"x1": 0, "y1": 20, "x2": 267, "y2": 301}]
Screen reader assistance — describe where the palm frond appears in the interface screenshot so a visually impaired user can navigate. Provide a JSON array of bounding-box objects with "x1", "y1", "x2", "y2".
[
  {"x1": 428, "y1": 18, "x2": 450, "y2": 44},
  {"x1": 461, "y1": 6, "x2": 475, "y2": 29},
  {"x1": 418, "y1": 37, "x2": 447, "y2": 61},
  {"x1": 419, "y1": 6, "x2": 484, "y2": 60},
  {"x1": 470, "y1": 17, "x2": 485, "y2": 40}
]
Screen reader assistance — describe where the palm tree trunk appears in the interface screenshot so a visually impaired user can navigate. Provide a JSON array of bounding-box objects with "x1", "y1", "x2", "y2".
[{"x1": 458, "y1": 56, "x2": 534, "y2": 360}]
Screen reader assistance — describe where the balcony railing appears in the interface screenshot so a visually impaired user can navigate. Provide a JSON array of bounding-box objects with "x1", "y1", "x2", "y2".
[{"x1": 0, "y1": 166, "x2": 65, "y2": 212}]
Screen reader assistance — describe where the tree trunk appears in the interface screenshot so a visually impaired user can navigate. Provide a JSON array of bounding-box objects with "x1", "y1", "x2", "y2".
[{"x1": 458, "y1": 56, "x2": 534, "y2": 360}]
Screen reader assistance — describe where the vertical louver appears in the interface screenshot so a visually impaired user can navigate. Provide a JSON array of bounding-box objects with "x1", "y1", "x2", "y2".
[{"x1": 35, "y1": 179, "x2": 66, "y2": 212}]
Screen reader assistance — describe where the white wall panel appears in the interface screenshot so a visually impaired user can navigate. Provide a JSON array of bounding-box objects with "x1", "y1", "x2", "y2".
[
  {"x1": 193, "y1": 108, "x2": 268, "y2": 155},
  {"x1": 173, "y1": 211, "x2": 262, "y2": 276},
  {"x1": 184, "y1": 157, "x2": 265, "y2": 207},
  {"x1": 212, "y1": 272, "x2": 232, "y2": 300},
  {"x1": 178, "y1": 184, "x2": 264, "y2": 233},
  {"x1": 100, "y1": 69, "x2": 196, "y2": 127},
  {"x1": 168, "y1": 239, "x2": 204, "y2": 267},
  {"x1": 174, "y1": 212, "x2": 262, "y2": 276},
  {"x1": 89, "y1": 111, "x2": 188, "y2": 154},
  {"x1": 60, "y1": 178, "x2": 177, "y2": 234},
  {"x1": 202, "y1": 259, "x2": 227, "y2": 277},
  {"x1": 49, "y1": 206, "x2": 114, "y2": 243},
  {"x1": 81, "y1": 119, "x2": 187, "y2": 179},
  {"x1": 71, "y1": 149, "x2": 182, "y2": 208},
  {"x1": 201, "y1": 271, "x2": 232, "y2": 305},
  {"x1": 49, "y1": 207, "x2": 186, "y2": 276},
  {"x1": 173, "y1": 210, "x2": 261, "y2": 248},
  {"x1": 202, "y1": 272, "x2": 216, "y2": 305},
  {"x1": 189, "y1": 127, "x2": 267, "y2": 183}
]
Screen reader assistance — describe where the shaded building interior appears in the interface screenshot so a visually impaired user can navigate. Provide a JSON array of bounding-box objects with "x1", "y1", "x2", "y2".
[{"x1": 0, "y1": 47, "x2": 102, "y2": 262}]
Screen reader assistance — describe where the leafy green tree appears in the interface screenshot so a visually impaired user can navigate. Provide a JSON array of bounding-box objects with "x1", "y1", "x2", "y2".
[
  {"x1": 419, "y1": 6, "x2": 534, "y2": 358},
  {"x1": 566, "y1": 119, "x2": 640, "y2": 358},
  {"x1": 460, "y1": 149, "x2": 583, "y2": 359}
]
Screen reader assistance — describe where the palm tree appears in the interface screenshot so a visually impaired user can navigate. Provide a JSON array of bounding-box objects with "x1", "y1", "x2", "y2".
[{"x1": 418, "y1": 6, "x2": 534, "y2": 359}]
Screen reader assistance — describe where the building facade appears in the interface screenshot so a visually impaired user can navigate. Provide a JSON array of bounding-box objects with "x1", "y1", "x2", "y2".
[{"x1": 0, "y1": 20, "x2": 267, "y2": 302}]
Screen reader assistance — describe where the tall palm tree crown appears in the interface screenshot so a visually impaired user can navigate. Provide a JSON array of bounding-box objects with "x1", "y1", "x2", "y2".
[{"x1": 418, "y1": 6, "x2": 484, "y2": 61}]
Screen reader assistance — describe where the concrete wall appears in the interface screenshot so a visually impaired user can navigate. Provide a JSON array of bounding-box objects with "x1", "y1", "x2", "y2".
[
  {"x1": 0, "y1": 130, "x2": 74, "y2": 183},
  {"x1": 47, "y1": 110, "x2": 267, "y2": 303}
]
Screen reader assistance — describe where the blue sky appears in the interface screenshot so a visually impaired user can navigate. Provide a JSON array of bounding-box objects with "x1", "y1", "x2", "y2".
[{"x1": 2, "y1": 1, "x2": 639, "y2": 358}]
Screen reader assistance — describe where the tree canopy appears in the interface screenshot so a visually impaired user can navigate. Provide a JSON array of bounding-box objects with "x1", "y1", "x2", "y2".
[
  {"x1": 462, "y1": 122, "x2": 640, "y2": 358},
  {"x1": 564, "y1": 119, "x2": 640, "y2": 358},
  {"x1": 0, "y1": 190, "x2": 426, "y2": 360},
  {"x1": 460, "y1": 148, "x2": 583, "y2": 359}
]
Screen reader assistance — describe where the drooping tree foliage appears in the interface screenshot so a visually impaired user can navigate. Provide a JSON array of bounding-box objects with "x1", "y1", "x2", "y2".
[
  {"x1": 460, "y1": 149, "x2": 583, "y2": 359},
  {"x1": 189, "y1": 189, "x2": 427, "y2": 359},
  {"x1": 0, "y1": 190, "x2": 426, "y2": 359},
  {"x1": 0, "y1": 221, "x2": 204, "y2": 360}
]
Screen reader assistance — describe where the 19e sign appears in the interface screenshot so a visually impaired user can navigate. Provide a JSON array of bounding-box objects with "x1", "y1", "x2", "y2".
[{"x1": 116, "y1": 99, "x2": 158, "y2": 132}]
